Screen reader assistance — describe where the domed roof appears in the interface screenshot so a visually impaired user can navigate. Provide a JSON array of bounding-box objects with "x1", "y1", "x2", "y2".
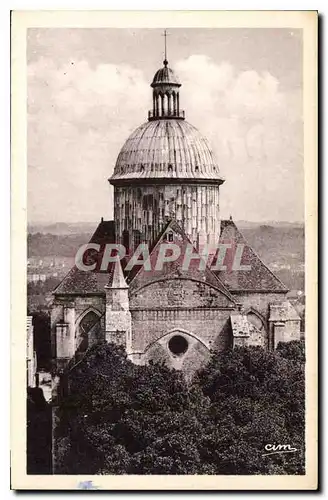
[
  {"x1": 110, "y1": 119, "x2": 224, "y2": 184},
  {"x1": 151, "y1": 60, "x2": 180, "y2": 87}
]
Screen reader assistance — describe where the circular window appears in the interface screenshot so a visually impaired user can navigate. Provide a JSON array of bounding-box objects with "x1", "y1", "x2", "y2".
[{"x1": 168, "y1": 335, "x2": 188, "y2": 356}]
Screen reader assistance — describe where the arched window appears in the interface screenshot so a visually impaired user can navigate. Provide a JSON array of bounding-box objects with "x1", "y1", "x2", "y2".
[
  {"x1": 247, "y1": 310, "x2": 266, "y2": 332},
  {"x1": 76, "y1": 310, "x2": 101, "y2": 352}
]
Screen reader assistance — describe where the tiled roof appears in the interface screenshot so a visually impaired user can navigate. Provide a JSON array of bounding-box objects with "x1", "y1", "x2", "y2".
[
  {"x1": 53, "y1": 219, "x2": 115, "y2": 295},
  {"x1": 53, "y1": 217, "x2": 287, "y2": 297},
  {"x1": 89, "y1": 220, "x2": 115, "y2": 246},
  {"x1": 215, "y1": 219, "x2": 288, "y2": 293}
]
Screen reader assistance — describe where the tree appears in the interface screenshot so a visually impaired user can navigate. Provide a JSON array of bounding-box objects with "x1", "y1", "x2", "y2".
[
  {"x1": 276, "y1": 339, "x2": 305, "y2": 362},
  {"x1": 196, "y1": 344, "x2": 305, "y2": 474},
  {"x1": 56, "y1": 342, "x2": 305, "y2": 475},
  {"x1": 57, "y1": 342, "x2": 213, "y2": 474}
]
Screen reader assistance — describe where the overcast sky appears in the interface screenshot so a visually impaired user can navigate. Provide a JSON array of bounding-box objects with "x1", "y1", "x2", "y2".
[{"x1": 27, "y1": 28, "x2": 303, "y2": 224}]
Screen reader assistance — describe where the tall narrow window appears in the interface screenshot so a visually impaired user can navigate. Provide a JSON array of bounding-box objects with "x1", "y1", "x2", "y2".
[
  {"x1": 123, "y1": 230, "x2": 130, "y2": 252},
  {"x1": 133, "y1": 230, "x2": 141, "y2": 248}
]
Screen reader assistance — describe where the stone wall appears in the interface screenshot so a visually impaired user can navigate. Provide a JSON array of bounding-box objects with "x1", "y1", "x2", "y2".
[
  {"x1": 271, "y1": 320, "x2": 301, "y2": 348},
  {"x1": 130, "y1": 307, "x2": 232, "y2": 354},
  {"x1": 138, "y1": 327, "x2": 213, "y2": 381},
  {"x1": 128, "y1": 275, "x2": 234, "y2": 377},
  {"x1": 130, "y1": 278, "x2": 233, "y2": 310},
  {"x1": 231, "y1": 291, "x2": 288, "y2": 325}
]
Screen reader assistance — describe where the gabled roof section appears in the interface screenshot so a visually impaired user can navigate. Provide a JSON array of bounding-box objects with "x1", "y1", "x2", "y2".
[
  {"x1": 53, "y1": 219, "x2": 115, "y2": 295},
  {"x1": 128, "y1": 219, "x2": 236, "y2": 305},
  {"x1": 215, "y1": 219, "x2": 288, "y2": 293}
]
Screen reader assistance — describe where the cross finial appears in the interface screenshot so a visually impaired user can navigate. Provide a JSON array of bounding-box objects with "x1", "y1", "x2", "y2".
[{"x1": 162, "y1": 29, "x2": 169, "y2": 65}]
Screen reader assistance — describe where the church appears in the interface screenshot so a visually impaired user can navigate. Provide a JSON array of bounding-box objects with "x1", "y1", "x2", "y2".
[{"x1": 51, "y1": 53, "x2": 301, "y2": 379}]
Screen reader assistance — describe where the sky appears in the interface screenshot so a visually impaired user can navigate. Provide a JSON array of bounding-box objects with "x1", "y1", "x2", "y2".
[{"x1": 27, "y1": 28, "x2": 303, "y2": 224}]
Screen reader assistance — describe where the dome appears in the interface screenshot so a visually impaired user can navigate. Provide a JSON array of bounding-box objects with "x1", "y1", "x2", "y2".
[
  {"x1": 151, "y1": 60, "x2": 180, "y2": 87},
  {"x1": 110, "y1": 119, "x2": 224, "y2": 184}
]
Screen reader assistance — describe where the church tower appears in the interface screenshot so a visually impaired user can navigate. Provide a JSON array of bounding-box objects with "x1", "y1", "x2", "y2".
[{"x1": 109, "y1": 39, "x2": 224, "y2": 253}]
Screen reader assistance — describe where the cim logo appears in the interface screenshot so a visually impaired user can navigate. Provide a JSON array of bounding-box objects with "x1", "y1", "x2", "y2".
[{"x1": 262, "y1": 444, "x2": 298, "y2": 457}]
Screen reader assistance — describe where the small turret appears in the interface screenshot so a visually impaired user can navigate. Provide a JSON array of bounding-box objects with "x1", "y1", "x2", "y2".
[
  {"x1": 148, "y1": 30, "x2": 184, "y2": 121},
  {"x1": 104, "y1": 260, "x2": 131, "y2": 349}
]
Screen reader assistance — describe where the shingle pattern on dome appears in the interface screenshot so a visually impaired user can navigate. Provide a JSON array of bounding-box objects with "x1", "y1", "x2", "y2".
[{"x1": 110, "y1": 119, "x2": 223, "y2": 182}]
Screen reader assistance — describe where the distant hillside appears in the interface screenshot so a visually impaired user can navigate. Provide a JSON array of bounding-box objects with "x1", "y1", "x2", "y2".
[
  {"x1": 28, "y1": 220, "x2": 304, "y2": 235},
  {"x1": 236, "y1": 220, "x2": 304, "y2": 229},
  {"x1": 28, "y1": 221, "x2": 100, "y2": 235},
  {"x1": 238, "y1": 224, "x2": 305, "y2": 291},
  {"x1": 240, "y1": 224, "x2": 304, "y2": 265},
  {"x1": 27, "y1": 233, "x2": 92, "y2": 258}
]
